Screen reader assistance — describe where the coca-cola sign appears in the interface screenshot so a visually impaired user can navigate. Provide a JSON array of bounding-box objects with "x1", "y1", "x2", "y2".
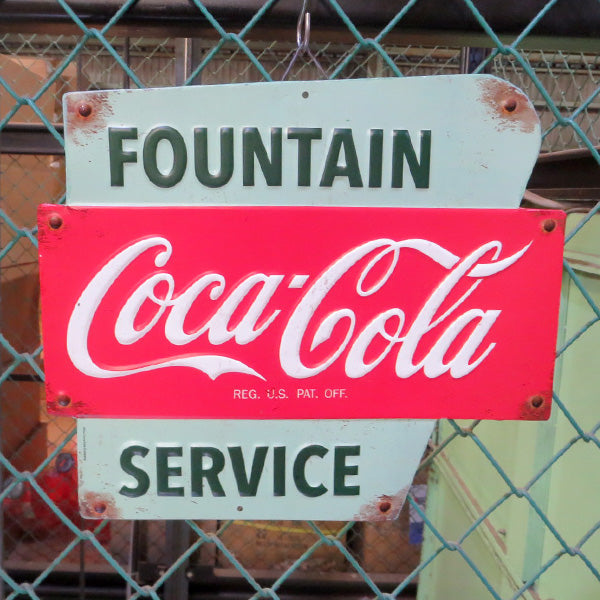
[{"x1": 39, "y1": 204, "x2": 564, "y2": 420}]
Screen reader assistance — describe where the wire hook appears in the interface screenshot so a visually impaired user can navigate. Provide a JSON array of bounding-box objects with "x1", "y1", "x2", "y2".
[
  {"x1": 296, "y1": 0, "x2": 310, "y2": 51},
  {"x1": 282, "y1": 0, "x2": 327, "y2": 80}
]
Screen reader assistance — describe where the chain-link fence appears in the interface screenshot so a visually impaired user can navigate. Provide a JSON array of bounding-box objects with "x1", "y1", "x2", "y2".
[{"x1": 0, "y1": 1, "x2": 599, "y2": 598}]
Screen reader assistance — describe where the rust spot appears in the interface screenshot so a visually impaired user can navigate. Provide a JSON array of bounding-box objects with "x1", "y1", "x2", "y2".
[
  {"x1": 80, "y1": 491, "x2": 121, "y2": 519},
  {"x1": 65, "y1": 91, "x2": 114, "y2": 146},
  {"x1": 354, "y1": 487, "x2": 409, "y2": 522},
  {"x1": 477, "y1": 77, "x2": 538, "y2": 134},
  {"x1": 519, "y1": 392, "x2": 552, "y2": 420}
]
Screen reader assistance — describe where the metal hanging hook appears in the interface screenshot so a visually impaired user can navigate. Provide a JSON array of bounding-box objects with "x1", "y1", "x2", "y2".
[
  {"x1": 296, "y1": 0, "x2": 311, "y2": 51},
  {"x1": 282, "y1": 0, "x2": 327, "y2": 81}
]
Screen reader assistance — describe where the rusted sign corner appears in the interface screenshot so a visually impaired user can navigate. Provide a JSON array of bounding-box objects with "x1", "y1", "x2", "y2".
[
  {"x1": 477, "y1": 77, "x2": 539, "y2": 134},
  {"x1": 80, "y1": 490, "x2": 122, "y2": 519},
  {"x1": 64, "y1": 91, "x2": 114, "y2": 146},
  {"x1": 354, "y1": 486, "x2": 410, "y2": 522}
]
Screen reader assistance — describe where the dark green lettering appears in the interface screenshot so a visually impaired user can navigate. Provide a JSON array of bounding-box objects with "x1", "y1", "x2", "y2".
[
  {"x1": 391, "y1": 129, "x2": 431, "y2": 189},
  {"x1": 191, "y1": 447, "x2": 225, "y2": 497},
  {"x1": 287, "y1": 127, "x2": 322, "y2": 186},
  {"x1": 156, "y1": 446, "x2": 184, "y2": 497},
  {"x1": 243, "y1": 127, "x2": 282, "y2": 186},
  {"x1": 320, "y1": 128, "x2": 363, "y2": 188},
  {"x1": 194, "y1": 127, "x2": 234, "y2": 187},
  {"x1": 143, "y1": 125, "x2": 187, "y2": 188},
  {"x1": 333, "y1": 445, "x2": 360, "y2": 496},
  {"x1": 368, "y1": 129, "x2": 383, "y2": 188},
  {"x1": 293, "y1": 445, "x2": 328, "y2": 497},
  {"x1": 228, "y1": 446, "x2": 268, "y2": 497},
  {"x1": 273, "y1": 446, "x2": 286, "y2": 497},
  {"x1": 109, "y1": 127, "x2": 138, "y2": 186},
  {"x1": 119, "y1": 444, "x2": 150, "y2": 498}
]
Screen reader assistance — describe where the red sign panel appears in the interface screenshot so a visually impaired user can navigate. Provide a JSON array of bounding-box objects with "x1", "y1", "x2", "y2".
[{"x1": 38, "y1": 205, "x2": 564, "y2": 420}]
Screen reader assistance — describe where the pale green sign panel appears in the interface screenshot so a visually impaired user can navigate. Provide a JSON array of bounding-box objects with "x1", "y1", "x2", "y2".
[
  {"x1": 78, "y1": 419, "x2": 435, "y2": 521},
  {"x1": 64, "y1": 75, "x2": 540, "y2": 208}
]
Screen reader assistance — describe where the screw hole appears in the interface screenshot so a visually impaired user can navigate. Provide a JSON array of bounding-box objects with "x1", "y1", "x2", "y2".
[
  {"x1": 94, "y1": 503, "x2": 107, "y2": 514},
  {"x1": 48, "y1": 213, "x2": 63, "y2": 230},
  {"x1": 302, "y1": 91, "x2": 309, "y2": 99},
  {"x1": 542, "y1": 219, "x2": 557, "y2": 233},
  {"x1": 379, "y1": 501, "x2": 391, "y2": 513},
  {"x1": 503, "y1": 98, "x2": 517, "y2": 113},
  {"x1": 56, "y1": 394, "x2": 71, "y2": 407},
  {"x1": 530, "y1": 395, "x2": 544, "y2": 409},
  {"x1": 78, "y1": 103, "x2": 92, "y2": 117}
]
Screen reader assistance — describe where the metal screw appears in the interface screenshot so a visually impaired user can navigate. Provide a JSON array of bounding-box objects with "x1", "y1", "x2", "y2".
[
  {"x1": 543, "y1": 219, "x2": 557, "y2": 233},
  {"x1": 237, "y1": 505, "x2": 243, "y2": 511},
  {"x1": 56, "y1": 393, "x2": 71, "y2": 407},
  {"x1": 78, "y1": 103, "x2": 92, "y2": 117},
  {"x1": 94, "y1": 503, "x2": 107, "y2": 514},
  {"x1": 302, "y1": 91, "x2": 309, "y2": 98},
  {"x1": 502, "y1": 97, "x2": 517, "y2": 113},
  {"x1": 530, "y1": 395, "x2": 544, "y2": 408},
  {"x1": 379, "y1": 501, "x2": 391, "y2": 513},
  {"x1": 48, "y1": 213, "x2": 63, "y2": 229}
]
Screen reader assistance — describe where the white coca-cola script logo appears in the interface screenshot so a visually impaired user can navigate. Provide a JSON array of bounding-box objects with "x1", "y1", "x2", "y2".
[{"x1": 67, "y1": 237, "x2": 530, "y2": 381}]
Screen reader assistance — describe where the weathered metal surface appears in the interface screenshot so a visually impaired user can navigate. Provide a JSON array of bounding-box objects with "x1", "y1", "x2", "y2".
[
  {"x1": 63, "y1": 76, "x2": 540, "y2": 209},
  {"x1": 39, "y1": 204, "x2": 564, "y2": 420},
  {"x1": 77, "y1": 418, "x2": 435, "y2": 520}
]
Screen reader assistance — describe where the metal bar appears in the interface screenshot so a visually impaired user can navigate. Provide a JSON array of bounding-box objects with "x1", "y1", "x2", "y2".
[
  {"x1": 78, "y1": 541, "x2": 85, "y2": 600},
  {"x1": 164, "y1": 521, "x2": 190, "y2": 600},
  {"x1": 527, "y1": 146, "x2": 600, "y2": 197},
  {"x1": 142, "y1": 563, "x2": 418, "y2": 595},
  {"x1": 0, "y1": 124, "x2": 65, "y2": 155},
  {"x1": 0, "y1": 0, "x2": 599, "y2": 38},
  {"x1": 190, "y1": 39, "x2": 204, "y2": 86},
  {"x1": 175, "y1": 37, "x2": 206, "y2": 86},
  {"x1": 4, "y1": 374, "x2": 44, "y2": 383},
  {"x1": 123, "y1": 37, "x2": 131, "y2": 89},
  {"x1": 175, "y1": 38, "x2": 191, "y2": 86}
]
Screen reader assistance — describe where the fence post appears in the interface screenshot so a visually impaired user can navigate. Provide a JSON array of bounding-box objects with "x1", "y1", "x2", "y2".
[{"x1": 164, "y1": 521, "x2": 190, "y2": 600}]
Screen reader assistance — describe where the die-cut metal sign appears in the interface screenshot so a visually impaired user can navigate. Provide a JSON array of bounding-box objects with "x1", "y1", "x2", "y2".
[
  {"x1": 39, "y1": 204, "x2": 564, "y2": 421},
  {"x1": 49, "y1": 75, "x2": 561, "y2": 522}
]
